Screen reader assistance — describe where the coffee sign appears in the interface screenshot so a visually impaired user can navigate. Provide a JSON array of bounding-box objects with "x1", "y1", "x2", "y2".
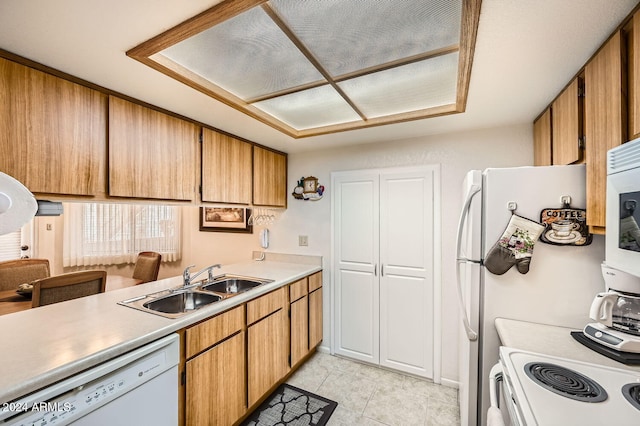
[{"x1": 539, "y1": 208, "x2": 592, "y2": 246}]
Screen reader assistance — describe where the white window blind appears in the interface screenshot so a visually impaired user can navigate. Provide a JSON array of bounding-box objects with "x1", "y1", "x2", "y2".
[
  {"x1": 63, "y1": 203, "x2": 181, "y2": 267},
  {"x1": 0, "y1": 230, "x2": 21, "y2": 261}
]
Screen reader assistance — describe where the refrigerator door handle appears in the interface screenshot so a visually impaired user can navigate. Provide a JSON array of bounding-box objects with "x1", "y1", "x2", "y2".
[
  {"x1": 456, "y1": 183, "x2": 481, "y2": 262},
  {"x1": 456, "y1": 259, "x2": 479, "y2": 341},
  {"x1": 455, "y1": 181, "x2": 481, "y2": 342}
]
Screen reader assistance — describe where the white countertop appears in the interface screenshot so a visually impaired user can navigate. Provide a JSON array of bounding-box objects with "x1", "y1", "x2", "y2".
[
  {"x1": 495, "y1": 318, "x2": 640, "y2": 373},
  {"x1": 0, "y1": 254, "x2": 322, "y2": 403}
]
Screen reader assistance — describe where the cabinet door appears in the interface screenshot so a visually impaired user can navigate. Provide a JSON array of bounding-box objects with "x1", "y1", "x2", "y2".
[
  {"x1": 0, "y1": 58, "x2": 106, "y2": 196},
  {"x1": 630, "y1": 10, "x2": 640, "y2": 139},
  {"x1": 332, "y1": 172, "x2": 380, "y2": 364},
  {"x1": 533, "y1": 108, "x2": 552, "y2": 166},
  {"x1": 185, "y1": 305, "x2": 244, "y2": 358},
  {"x1": 186, "y1": 331, "x2": 246, "y2": 426},
  {"x1": 584, "y1": 32, "x2": 626, "y2": 232},
  {"x1": 552, "y1": 78, "x2": 583, "y2": 165},
  {"x1": 309, "y1": 287, "x2": 323, "y2": 350},
  {"x1": 379, "y1": 169, "x2": 435, "y2": 378},
  {"x1": 290, "y1": 294, "x2": 309, "y2": 367},
  {"x1": 308, "y1": 271, "x2": 322, "y2": 292},
  {"x1": 108, "y1": 96, "x2": 198, "y2": 200},
  {"x1": 247, "y1": 309, "x2": 288, "y2": 407},
  {"x1": 253, "y1": 146, "x2": 287, "y2": 207},
  {"x1": 201, "y1": 129, "x2": 252, "y2": 204}
]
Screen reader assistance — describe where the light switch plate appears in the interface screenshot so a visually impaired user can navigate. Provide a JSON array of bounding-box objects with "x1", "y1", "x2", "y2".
[{"x1": 298, "y1": 235, "x2": 308, "y2": 246}]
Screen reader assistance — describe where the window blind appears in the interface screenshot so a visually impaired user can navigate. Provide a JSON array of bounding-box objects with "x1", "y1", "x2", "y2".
[
  {"x1": 0, "y1": 230, "x2": 21, "y2": 261},
  {"x1": 63, "y1": 203, "x2": 181, "y2": 267}
]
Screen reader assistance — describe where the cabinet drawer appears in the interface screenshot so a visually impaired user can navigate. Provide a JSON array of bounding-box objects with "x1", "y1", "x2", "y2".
[
  {"x1": 186, "y1": 305, "x2": 245, "y2": 358},
  {"x1": 289, "y1": 278, "x2": 308, "y2": 303},
  {"x1": 308, "y1": 272, "x2": 323, "y2": 292},
  {"x1": 246, "y1": 287, "x2": 286, "y2": 325}
]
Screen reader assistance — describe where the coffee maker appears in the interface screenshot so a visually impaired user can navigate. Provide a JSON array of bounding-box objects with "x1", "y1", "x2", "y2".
[{"x1": 584, "y1": 263, "x2": 640, "y2": 353}]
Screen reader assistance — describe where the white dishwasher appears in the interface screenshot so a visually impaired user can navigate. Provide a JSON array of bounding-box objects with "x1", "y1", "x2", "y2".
[{"x1": 0, "y1": 333, "x2": 179, "y2": 426}]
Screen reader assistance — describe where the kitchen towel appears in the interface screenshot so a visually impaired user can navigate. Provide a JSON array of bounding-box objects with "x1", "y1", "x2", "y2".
[{"x1": 487, "y1": 406, "x2": 506, "y2": 426}]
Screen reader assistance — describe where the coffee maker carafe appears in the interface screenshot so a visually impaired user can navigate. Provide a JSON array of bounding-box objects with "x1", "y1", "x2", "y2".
[
  {"x1": 590, "y1": 290, "x2": 640, "y2": 334},
  {"x1": 584, "y1": 263, "x2": 640, "y2": 353}
]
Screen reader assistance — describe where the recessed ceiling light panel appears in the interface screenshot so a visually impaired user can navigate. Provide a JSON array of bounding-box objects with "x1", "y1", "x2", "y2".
[
  {"x1": 270, "y1": 0, "x2": 462, "y2": 77},
  {"x1": 127, "y1": 0, "x2": 480, "y2": 138},
  {"x1": 161, "y1": 6, "x2": 325, "y2": 99},
  {"x1": 339, "y1": 52, "x2": 459, "y2": 118},
  {"x1": 254, "y1": 84, "x2": 362, "y2": 130}
]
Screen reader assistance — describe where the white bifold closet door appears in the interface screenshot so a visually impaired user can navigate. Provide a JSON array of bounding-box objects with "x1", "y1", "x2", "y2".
[{"x1": 332, "y1": 166, "x2": 437, "y2": 378}]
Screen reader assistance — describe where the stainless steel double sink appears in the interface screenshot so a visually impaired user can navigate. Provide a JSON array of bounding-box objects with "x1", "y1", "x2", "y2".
[{"x1": 118, "y1": 274, "x2": 273, "y2": 319}]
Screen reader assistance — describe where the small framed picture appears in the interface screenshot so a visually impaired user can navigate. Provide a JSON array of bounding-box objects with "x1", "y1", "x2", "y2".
[
  {"x1": 303, "y1": 176, "x2": 318, "y2": 193},
  {"x1": 199, "y1": 207, "x2": 253, "y2": 233}
]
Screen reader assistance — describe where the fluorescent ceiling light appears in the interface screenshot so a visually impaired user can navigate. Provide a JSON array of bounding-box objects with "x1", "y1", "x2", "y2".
[{"x1": 128, "y1": 0, "x2": 481, "y2": 138}]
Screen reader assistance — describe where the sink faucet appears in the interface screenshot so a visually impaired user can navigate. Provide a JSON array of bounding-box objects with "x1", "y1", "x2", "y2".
[{"x1": 182, "y1": 264, "x2": 221, "y2": 287}]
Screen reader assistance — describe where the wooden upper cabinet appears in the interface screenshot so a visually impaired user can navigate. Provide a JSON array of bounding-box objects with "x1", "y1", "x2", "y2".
[
  {"x1": 201, "y1": 129, "x2": 252, "y2": 204},
  {"x1": 253, "y1": 146, "x2": 287, "y2": 207},
  {"x1": 108, "y1": 96, "x2": 198, "y2": 200},
  {"x1": 0, "y1": 58, "x2": 106, "y2": 196},
  {"x1": 584, "y1": 31, "x2": 626, "y2": 232},
  {"x1": 552, "y1": 78, "x2": 584, "y2": 165},
  {"x1": 630, "y1": 9, "x2": 640, "y2": 139},
  {"x1": 533, "y1": 108, "x2": 552, "y2": 166}
]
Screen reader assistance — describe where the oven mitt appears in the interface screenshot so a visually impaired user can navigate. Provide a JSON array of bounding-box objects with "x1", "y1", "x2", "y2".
[{"x1": 485, "y1": 214, "x2": 545, "y2": 275}]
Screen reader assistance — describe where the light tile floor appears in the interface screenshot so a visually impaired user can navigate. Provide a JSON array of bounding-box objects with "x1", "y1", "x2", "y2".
[{"x1": 286, "y1": 352, "x2": 460, "y2": 426}]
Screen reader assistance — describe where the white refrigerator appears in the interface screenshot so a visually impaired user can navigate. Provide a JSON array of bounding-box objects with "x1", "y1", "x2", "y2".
[{"x1": 455, "y1": 164, "x2": 606, "y2": 426}]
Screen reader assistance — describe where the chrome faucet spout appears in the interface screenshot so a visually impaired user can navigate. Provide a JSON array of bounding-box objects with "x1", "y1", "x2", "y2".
[{"x1": 183, "y1": 263, "x2": 221, "y2": 287}]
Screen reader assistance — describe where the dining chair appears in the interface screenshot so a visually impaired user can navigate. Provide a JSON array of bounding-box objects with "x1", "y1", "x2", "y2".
[
  {"x1": 31, "y1": 270, "x2": 107, "y2": 308},
  {"x1": 132, "y1": 251, "x2": 162, "y2": 283},
  {"x1": 0, "y1": 258, "x2": 50, "y2": 292}
]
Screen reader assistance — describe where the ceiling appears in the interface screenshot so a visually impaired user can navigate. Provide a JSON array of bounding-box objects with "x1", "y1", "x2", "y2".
[
  {"x1": 0, "y1": 0, "x2": 638, "y2": 154},
  {"x1": 129, "y1": 0, "x2": 472, "y2": 138}
]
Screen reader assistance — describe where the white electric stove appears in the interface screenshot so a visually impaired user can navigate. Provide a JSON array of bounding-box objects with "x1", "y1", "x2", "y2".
[{"x1": 495, "y1": 347, "x2": 640, "y2": 425}]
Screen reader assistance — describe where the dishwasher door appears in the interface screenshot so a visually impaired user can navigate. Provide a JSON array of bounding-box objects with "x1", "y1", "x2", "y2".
[
  {"x1": 0, "y1": 334, "x2": 179, "y2": 426},
  {"x1": 72, "y1": 365, "x2": 177, "y2": 425}
]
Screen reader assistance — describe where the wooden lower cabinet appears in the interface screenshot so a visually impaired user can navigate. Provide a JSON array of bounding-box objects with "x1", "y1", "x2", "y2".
[
  {"x1": 183, "y1": 305, "x2": 245, "y2": 426},
  {"x1": 185, "y1": 332, "x2": 246, "y2": 426},
  {"x1": 309, "y1": 287, "x2": 323, "y2": 349},
  {"x1": 180, "y1": 272, "x2": 322, "y2": 424},
  {"x1": 247, "y1": 308, "x2": 289, "y2": 407},
  {"x1": 290, "y1": 294, "x2": 309, "y2": 367}
]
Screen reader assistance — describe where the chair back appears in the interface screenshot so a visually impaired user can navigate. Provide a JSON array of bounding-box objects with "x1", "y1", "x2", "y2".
[
  {"x1": 132, "y1": 251, "x2": 162, "y2": 283},
  {"x1": 0, "y1": 259, "x2": 50, "y2": 291},
  {"x1": 31, "y1": 270, "x2": 106, "y2": 308}
]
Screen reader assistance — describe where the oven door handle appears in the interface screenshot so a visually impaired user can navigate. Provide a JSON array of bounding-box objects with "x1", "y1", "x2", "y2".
[
  {"x1": 489, "y1": 364, "x2": 503, "y2": 408},
  {"x1": 488, "y1": 363, "x2": 506, "y2": 426}
]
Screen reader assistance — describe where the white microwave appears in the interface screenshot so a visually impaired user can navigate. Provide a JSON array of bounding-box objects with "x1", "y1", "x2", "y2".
[{"x1": 606, "y1": 136, "x2": 640, "y2": 278}]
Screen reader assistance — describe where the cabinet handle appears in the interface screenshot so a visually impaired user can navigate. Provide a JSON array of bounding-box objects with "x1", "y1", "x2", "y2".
[
  {"x1": 381, "y1": 265, "x2": 384, "y2": 277},
  {"x1": 374, "y1": 264, "x2": 377, "y2": 276}
]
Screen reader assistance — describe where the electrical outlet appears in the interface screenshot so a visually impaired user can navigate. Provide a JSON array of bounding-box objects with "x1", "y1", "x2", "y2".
[
  {"x1": 298, "y1": 235, "x2": 308, "y2": 246},
  {"x1": 46, "y1": 224, "x2": 52, "y2": 231}
]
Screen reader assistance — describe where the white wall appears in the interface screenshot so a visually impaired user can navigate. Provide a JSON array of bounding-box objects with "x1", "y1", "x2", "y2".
[{"x1": 263, "y1": 123, "x2": 534, "y2": 383}]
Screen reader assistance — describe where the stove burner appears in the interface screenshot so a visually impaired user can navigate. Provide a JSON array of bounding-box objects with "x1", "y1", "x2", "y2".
[
  {"x1": 525, "y1": 362, "x2": 608, "y2": 402},
  {"x1": 623, "y1": 384, "x2": 640, "y2": 411}
]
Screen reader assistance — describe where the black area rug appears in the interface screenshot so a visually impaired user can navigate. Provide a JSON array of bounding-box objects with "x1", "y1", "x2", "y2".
[{"x1": 241, "y1": 384, "x2": 338, "y2": 426}]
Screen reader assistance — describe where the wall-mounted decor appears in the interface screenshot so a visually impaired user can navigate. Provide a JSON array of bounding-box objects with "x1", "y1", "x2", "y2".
[
  {"x1": 293, "y1": 176, "x2": 325, "y2": 201},
  {"x1": 199, "y1": 207, "x2": 253, "y2": 233}
]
